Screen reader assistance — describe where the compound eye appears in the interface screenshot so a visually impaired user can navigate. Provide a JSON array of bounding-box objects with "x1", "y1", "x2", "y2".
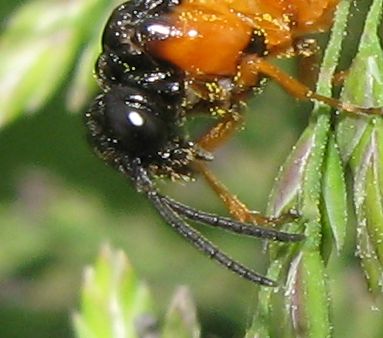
[{"x1": 104, "y1": 87, "x2": 168, "y2": 156}]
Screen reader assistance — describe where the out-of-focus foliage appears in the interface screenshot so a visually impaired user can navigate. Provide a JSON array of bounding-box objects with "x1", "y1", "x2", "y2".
[
  {"x1": 0, "y1": 0, "x2": 383, "y2": 338},
  {"x1": 0, "y1": 0, "x2": 120, "y2": 127},
  {"x1": 74, "y1": 245, "x2": 200, "y2": 338},
  {"x1": 336, "y1": 0, "x2": 383, "y2": 295},
  {"x1": 74, "y1": 245, "x2": 156, "y2": 338},
  {"x1": 249, "y1": 0, "x2": 383, "y2": 337}
]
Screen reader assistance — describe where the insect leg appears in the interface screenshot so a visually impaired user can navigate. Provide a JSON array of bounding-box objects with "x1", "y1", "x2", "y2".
[
  {"x1": 197, "y1": 113, "x2": 244, "y2": 152},
  {"x1": 160, "y1": 194, "x2": 304, "y2": 242},
  {"x1": 194, "y1": 160, "x2": 297, "y2": 225},
  {"x1": 194, "y1": 113, "x2": 297, "y2": 224},
  {"x1": 147, "y1": 190, "x2": 278, "y2": 286},
  {"x1": 194, "y1": 115, "x2": 261, "y2": 223},
  {"x1": 238, "y1": 55, "x2": 383, "y2": 116}
]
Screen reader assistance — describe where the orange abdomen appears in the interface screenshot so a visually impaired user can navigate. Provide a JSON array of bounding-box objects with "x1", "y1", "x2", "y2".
[
  {"x1": 147, "y1": 0, "x2": 339, "y2": 76},
  {"x1": 147, "y1": 1, "x2": 253, "y2": 76}
]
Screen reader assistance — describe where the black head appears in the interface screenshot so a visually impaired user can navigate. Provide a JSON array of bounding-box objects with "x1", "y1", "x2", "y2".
[
  {"x1": 85, "y1": 84, "x2": 202, "y2": 180},
  {"x1": 89, "y1": 86, "x2": 172, "y2": 158}
]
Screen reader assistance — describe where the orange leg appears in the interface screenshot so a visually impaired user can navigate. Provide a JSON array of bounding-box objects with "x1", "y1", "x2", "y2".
[
  {"x1": 332, "y1": 70, "x2": 348, "y2": 86},
  {"x1": 294, "y1": 38, "x2": 321, "y2": 89},
  {"x1": 294, "y1": 38, "x2": 320, "y2": 58},
  {"x1": 197, "y1": 113, "x2": 243, "y2": 152},
  {"x1": 237, "y1": 55, "x2": 382, "y2": 115},
  {"x1": 195, "y1": 161, "x2": 294, "y2": 225},
  {"x1": 294, "y1": 38, "x2": 348, "y2": 88},
  {"x1": 195, "y1": 115, "x2": 295, "y2": 225}
]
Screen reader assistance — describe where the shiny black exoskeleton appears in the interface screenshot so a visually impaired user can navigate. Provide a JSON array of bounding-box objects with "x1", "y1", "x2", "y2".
[
  {"x1": 85, "y1": 0, "x2": 303, "y2": 286},
  {"x1": 87, "y1": 0, "x2": 203, "y2": 179}
]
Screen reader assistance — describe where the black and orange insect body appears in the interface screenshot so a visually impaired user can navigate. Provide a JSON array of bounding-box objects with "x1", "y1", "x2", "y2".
[{"x1": 85, "y1": 0, "x2": 349, "y2": 286}]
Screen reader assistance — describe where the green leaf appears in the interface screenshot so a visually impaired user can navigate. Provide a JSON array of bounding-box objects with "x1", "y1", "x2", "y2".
[
  {"x1": 66, "y1": 32, "x2": 100, "y2": 113},
  {"x1": 321, "y1": 133, "x2": 347, "y2": 253},
  {"x1": 336, "y1": 0, "x2": 383, "y2": 161},
  {"x1": 251, "y1": 1, "x2": 352, "y2": 337},
  {"x1": 357, "y1": 225, "x2": 383, "y2": 294},
  {"x1": 73, "y1": 244, "x2": 155, "y2": 338},
  {"x1": 245, "y1": 260, "x2": 284, "y2": 338},
  {"x1": 162, "y1": 287, "x2": 200, "y2": 338},
  {"x1": 285, "y1": 248, "x2": 330, "y2": 338},
  {"x1": 365, "y1": 158, "x2": 383, "y2": 266},
  {"x1": 267, "y1": 124, "x2": 316, "y2": 217},
  {"x1": 0, "y1": 0, "x2": 116, "y2": 127},
  {"x1": 335, "y1": 0, "x2": 383, "y2": 291}
]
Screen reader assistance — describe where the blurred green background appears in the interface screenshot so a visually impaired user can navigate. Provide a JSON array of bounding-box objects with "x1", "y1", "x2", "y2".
[{"x1": 0, "y1": 1, "x2": 382, "y2": 337}]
